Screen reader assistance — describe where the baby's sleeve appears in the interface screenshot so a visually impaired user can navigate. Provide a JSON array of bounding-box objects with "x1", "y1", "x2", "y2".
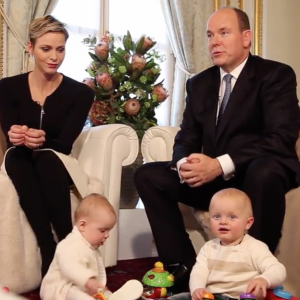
[{"x1": 57, "y1": 240, "x2": 98, "y2": 291}]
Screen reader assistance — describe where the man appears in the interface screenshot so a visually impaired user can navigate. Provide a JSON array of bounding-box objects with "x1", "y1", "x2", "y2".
[{"x1": 134, "y1": 6, "x2": 300, "y2": 290}]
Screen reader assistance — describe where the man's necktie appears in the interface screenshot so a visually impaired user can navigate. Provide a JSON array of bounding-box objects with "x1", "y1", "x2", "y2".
[{"x1": 219, "y1": 74, "x2": 233, "y2": 115}]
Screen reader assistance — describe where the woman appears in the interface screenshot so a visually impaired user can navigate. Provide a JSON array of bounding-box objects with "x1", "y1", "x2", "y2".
[{"x1": 0, "y1": 15, "x2": 94, "y2": 277}]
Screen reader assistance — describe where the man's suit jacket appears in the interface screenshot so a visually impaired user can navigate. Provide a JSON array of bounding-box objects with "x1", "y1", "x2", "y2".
[{"x1": 171, "y1": 54, "x2": 300, "y2": 184}]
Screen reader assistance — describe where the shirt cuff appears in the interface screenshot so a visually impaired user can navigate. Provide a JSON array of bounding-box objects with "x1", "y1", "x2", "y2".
[
  {"x1": 216, "y1": 154, "x2": 235, "y2": 180},
  {"x1": 172, "y1": 157, "x2": 187, "y2": 183}
]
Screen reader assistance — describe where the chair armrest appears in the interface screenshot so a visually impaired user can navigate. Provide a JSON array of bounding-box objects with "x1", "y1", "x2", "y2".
[
  {"x1": 75, "y1": 124, "x2": 139, "y2": 181},
  {"x1": 141, "y1": 126, "x2": 180, "y2": 162},
  {"x1": 73, "y1": 124, "x2": 139, "y2": 267}
]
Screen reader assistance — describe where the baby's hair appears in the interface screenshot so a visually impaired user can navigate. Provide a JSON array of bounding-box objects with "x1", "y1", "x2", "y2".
[
  {"x1": 74, "y1": 193, "x2": 115, "y2": 223},
  {"x1": 29, "y1": 15, "x2": 69, "y2": 45},
  {"x1": 210, "y1": 188, "x2": 253, "y2": 216}
]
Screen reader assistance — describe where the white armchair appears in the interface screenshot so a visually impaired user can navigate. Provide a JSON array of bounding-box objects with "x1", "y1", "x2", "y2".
[
  {"x1": 0, "y1": 124, "x2": 139, "y2": 294},
  {"x1": 141, "y1": 126, "x2": 300, "y2": 298},
  {"x1": 72, "y1": 124, "x2": 139, "y2": 266}
]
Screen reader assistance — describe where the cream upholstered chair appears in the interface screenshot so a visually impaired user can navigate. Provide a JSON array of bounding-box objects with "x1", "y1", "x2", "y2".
[
  {"x1": 141, "y1": 126, "x2": 300, "y2": 298},
  {"x1": 0, "y1": 124, "x2": 139, "y2": 294}
]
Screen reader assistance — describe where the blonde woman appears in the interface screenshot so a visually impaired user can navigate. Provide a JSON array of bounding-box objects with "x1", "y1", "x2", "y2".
[{"x1": 0, "y1": 15, "x2": 94, "y2": 277}]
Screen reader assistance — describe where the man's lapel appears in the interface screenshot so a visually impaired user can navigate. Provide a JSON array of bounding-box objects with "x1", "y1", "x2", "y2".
[
  {"x1": 205, "y1": 67, "x2": 221, "y2": 141},
  {"x1": 215, "y1": 56, "x2": 255, "y2": 142}
]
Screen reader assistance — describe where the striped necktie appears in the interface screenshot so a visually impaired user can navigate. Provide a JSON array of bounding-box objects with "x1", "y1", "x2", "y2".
[{"x1": 219, "y1": 74, "x2": 233, "y2": 115}]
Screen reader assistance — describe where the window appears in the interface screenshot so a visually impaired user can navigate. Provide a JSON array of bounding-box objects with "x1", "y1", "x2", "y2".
[
  {"x1": 109, "y1": 0, "x2": 174, "y2": 209},
  {"x1": 52, "y1": 0, "x2": 101, "y2": 82},
  {"x1": 109, "y1": 0, "x2": 174, "y2": 125},
  {"x1": 53, "y1": 0, "x2": 174, "y2": 125}
]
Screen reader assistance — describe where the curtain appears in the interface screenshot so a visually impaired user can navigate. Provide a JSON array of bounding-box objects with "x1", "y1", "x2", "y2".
[
  {"x1": 0, "y1": 0, "x2": 57, "y2": 163},
  {"x1": 161, "y1": 0, "x2": 214, "y2": 126},
  {"x1": 5, "y1": 0, "x2": 58, "y2": 77}
]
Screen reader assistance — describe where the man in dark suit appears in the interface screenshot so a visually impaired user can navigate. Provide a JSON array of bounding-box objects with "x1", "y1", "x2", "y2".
[{"x1": 134, "y1": 6, "x2": 300, "y2": 289}]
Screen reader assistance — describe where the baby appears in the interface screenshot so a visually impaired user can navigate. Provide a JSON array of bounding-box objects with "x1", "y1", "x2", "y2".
[
  {"x1": 40, "y1": 193, "x2": 143, "y2": 300},
  {"x1": 189, "y1": 188, "x2": 286, "y2": 300}
]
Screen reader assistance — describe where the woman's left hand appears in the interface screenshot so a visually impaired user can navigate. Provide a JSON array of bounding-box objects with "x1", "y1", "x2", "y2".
[{"x1": 24, "y1": 128, "x2": 46, "y2": 149}]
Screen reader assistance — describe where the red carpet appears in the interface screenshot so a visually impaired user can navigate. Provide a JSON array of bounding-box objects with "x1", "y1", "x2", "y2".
[{"x1": 21, "y1": 257, "x2": 158, "y2": 300}]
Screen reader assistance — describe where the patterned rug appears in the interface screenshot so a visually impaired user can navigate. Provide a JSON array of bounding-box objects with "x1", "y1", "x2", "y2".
[{"x1": 21, "y1": 257, "x2": 158, "y2": 300}]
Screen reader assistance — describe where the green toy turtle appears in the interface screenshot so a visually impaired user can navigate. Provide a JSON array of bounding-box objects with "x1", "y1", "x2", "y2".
[{"x1": 142, "y1": 262, "x2": 174, "y2": 299}]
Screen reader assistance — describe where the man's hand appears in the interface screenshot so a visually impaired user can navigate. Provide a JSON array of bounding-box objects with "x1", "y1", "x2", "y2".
[
  {"x1": 24, "y1": 128, "x2": 46, "y2": 149},
  {"x1": 192, "y1": 288, "x2": 207, "y2": 300},
  {"x1": 179, "y1": 153, "x2": 223, "y2": 187},
  {"x1": 8, "y1": 125, "x2": 28, "y2": 146},
  {"x1": 85, "y1": 277, "x2": 104, "y2": 296},
  {"x1": 246, "y1": 278, "x2": 269, "y2": 299}
]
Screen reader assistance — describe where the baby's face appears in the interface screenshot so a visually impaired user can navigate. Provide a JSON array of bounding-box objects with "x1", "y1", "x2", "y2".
[
  {"x1": 209, "y1": 196, "x2": 253, "y2": 246},
  {"x1": 80, "y1": 211, "x2": 116, "y2": 249}
]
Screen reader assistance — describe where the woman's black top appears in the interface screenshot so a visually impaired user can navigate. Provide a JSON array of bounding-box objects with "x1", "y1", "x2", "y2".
[{"x1": 0, "y1": 72, "x2": 94, "y2": 155}]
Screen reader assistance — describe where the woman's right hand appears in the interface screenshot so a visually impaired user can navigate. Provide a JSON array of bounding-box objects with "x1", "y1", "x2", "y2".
[{"x1": 8, "y1": 125, "x2": 28, "y2": 146}]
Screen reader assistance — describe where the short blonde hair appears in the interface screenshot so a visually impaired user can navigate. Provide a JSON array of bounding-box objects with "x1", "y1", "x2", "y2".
[
  {"x1": 75, "y1": 193, "x2": 116, "y2": 223},
  {"x1": 29, "y1": 15, "x2": 69, "y2": 45},
  {"x1": 210, "y1": 188, "x2": 253, "y2": 216}
]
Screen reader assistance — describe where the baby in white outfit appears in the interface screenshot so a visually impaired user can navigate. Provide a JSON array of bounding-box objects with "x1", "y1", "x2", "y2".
[{"x1": 40, "y1": 193, "x2": 143, "y2": 300}]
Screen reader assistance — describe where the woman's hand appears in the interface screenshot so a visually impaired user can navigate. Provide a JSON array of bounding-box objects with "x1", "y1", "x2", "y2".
[
  {"x1": 8, "y1": 125, "x2": 28, "y2": 146},
  {"x1": 24, "y1": 128, "x2": 46, "y2": 149}
]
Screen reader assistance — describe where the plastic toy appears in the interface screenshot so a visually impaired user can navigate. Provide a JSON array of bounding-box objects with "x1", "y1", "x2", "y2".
[
  {"x1": 240, "y1": 293, "x2": 256, "y2": 300},
  {"x1": 142, "y1": 262, "x2": 174, "y2": 299},
  {"x1": 1, "y1": 287, "x2": 9, "y2": 293},
  {"x1": 93, "y1": 290, "x2": 107, "y2": 300},
  {"x1": 266, "y1": 287, "x2": 299, "y2": 300},
  {"x1": 203, "y1": 292, "x2": 214, "y2": 300},
  {"x1": 238, "y1": 287, "x2": 299, "y2": 300}
]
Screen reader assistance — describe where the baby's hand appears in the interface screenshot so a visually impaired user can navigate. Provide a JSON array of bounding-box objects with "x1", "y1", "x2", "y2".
[
  {"x1": 246, "y1": 277, "x2": 269, "y2": 299},
  {"x1": 192, "y1": 288, "x2": 207, "y2": 300},
  {"x1": 85, "y1": 277, "x2": 104, "y2": 296}
]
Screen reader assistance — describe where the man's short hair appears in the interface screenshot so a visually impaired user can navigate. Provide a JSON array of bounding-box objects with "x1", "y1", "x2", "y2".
[{"x1": 232, "y1": 7, "x2": 251, "y2": 32}]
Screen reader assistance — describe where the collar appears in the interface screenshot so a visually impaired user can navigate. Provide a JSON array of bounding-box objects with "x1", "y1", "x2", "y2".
[
  {"x1": 219, "y1": 234, "x2": 247, "y2": 247},
  {"x1": 72, "y1": 226, "x2": 97, "y2": 251},
  {"x1": 220, "y1": 57, "x2": 248, "y2": 81}
]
